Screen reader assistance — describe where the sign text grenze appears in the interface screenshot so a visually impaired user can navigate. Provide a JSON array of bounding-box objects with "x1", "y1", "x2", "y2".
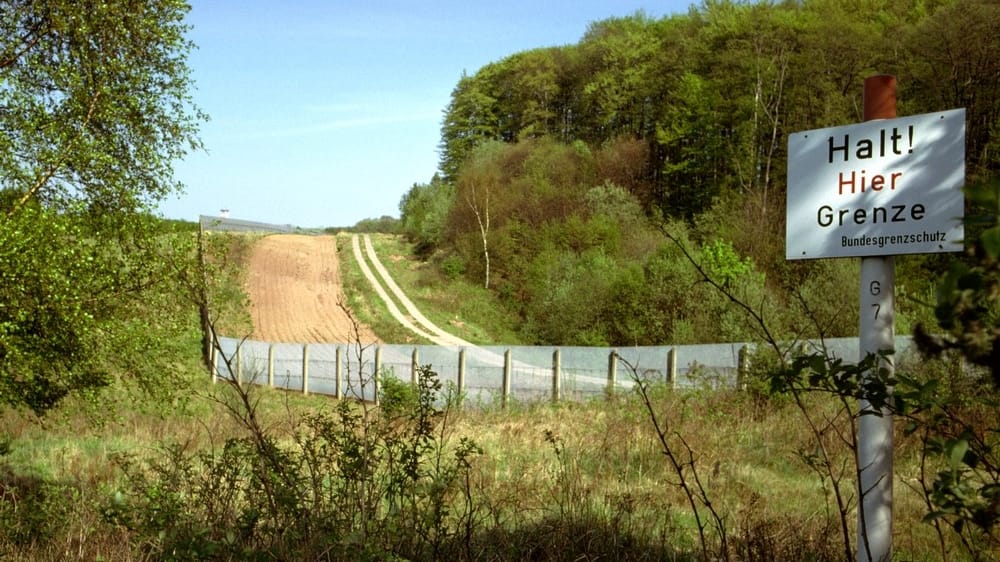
[{"x1": 786, "y1": 108, "x2": 965, "y2": 259}]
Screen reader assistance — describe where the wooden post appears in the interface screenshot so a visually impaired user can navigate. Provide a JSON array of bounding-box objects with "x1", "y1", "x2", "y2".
[
  {"x1": 607, "y1": 350, "x2": 618, "y2": 398},
  {"x1": 552, "y1": 349, "x2": 561, "y2": 403},
  {"x1": 335, "y1": 346, "x2": 343, "y2": 399},
  {"x1": 411, "y1": 348, "x2": 419, "y2": 386},
  {"x1": 857, "y1": 74, "x2": 897, "y2": 562},
  {"x1": 667, "y1": 348, "x2": 677, "y2": 389},
  {"x1": 457, "y1": 348, "x2": 467, "y2": 407},
  {"x1": 302, "y1": 344, "x2": 309, "y2": 395},
  {"x1": 502, "y1": 349, "x2": 512, "y2": 410},
  {"x1": 267, "y1": 344, "x2": 275, "y2": 388}
]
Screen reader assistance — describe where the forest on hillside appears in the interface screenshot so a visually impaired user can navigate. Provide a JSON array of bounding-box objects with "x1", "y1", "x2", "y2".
[{"x1": 398, "y1": 0, "x2": 1000, "y2": 347}]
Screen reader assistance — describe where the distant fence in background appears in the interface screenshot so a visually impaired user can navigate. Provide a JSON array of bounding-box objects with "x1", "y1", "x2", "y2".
[
  {"x1": 200, "y1": 215, "x2": 299, "y2": 234},
  {"x1": 211, "y1": 336, "x2": 916, "y2": 407}
]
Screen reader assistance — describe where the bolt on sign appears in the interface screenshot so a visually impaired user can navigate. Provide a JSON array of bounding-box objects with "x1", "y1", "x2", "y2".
[{"x1": 786, "y1": 108, "x2": 965, "y2": 259}]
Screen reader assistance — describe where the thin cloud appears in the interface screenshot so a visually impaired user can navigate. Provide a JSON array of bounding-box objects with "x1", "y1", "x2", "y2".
[{"x1": 303, "y1": 103, "x2": 371, "y2": 114}]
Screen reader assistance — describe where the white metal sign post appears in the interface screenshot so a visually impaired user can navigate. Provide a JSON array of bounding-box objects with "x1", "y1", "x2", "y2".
[
  {"x1": 858, "y1": 75, "x2": 898, "y2": 562},
  {"x1": 786, "y1": 75, "x2": 965, "y2": 562}
]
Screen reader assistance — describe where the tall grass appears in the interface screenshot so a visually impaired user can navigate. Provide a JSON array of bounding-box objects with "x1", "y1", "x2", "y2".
[{"x1": 1, "y1": 351, "x2": 991, "y2": 559}]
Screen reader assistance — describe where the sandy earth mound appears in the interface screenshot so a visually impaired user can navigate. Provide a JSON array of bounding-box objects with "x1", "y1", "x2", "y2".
[{"x1": 244, "y1": 234, "x2": 377, "y2": 343}]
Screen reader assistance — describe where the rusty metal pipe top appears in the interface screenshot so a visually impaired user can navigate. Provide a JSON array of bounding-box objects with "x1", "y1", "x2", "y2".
[{"x1": 863, "y1": 75, "x2": 897, "y2": 121}]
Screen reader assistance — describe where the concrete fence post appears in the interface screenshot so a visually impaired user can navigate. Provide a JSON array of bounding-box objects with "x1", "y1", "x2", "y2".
[
  {"x1": 236, "y1": 345, "x2": 243, "y2": 387},
  {"x1": 374, "y1": 345, "x2": 382, "y2": 406},
  {"x1": 302, "y1": 344, "x2": 309, "y2": 395},
  {"x1": 607, "y1": 350, "x2": 618, "y2": 398},
  {"x1": 335, "y1": 346, "x2": 343, "y2": 399},
  {"x1": 411, "y1": 348, "x2": 419, "y2": 386},
  {"x1": 737, "y1": 345, "x2": 750, "y2": 390},
  {"x1": 502, "y1": 349, "x2": 512, "y2": 410},
  {"x1": 552, "y1": 349, "x2": 561, "y2": 403},
  {"x1": 267, "y1": 344, "x2": 275, "y2": 388},
  {"x1": 667, "y1": 348, "x2": 677, "y2": 390},
  {"x1": 457, "y1": 348, "x2": 466, "y2": 407},
  {"x1": 210, "y1": 345, "x2": 218, "y2": 384}
]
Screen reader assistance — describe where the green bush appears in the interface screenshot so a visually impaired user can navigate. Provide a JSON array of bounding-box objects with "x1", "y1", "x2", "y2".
[
  {"x1": 0, "y1": 468, "x2": 75, "y2": 548},
  {"x1": 439, "y1": 255, "x2": 466, "y2": 280},
  {"x1": 106, "y1": 366, "x2": 481, "y2": 561}
]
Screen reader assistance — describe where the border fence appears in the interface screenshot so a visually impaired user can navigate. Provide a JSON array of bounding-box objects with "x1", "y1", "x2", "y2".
[
  {"x1": 212, "y1": 336, "x2": 915, "y2": 407},
  {"x1": 199, "y1": 215, "x2": 298, "y2": 234}
]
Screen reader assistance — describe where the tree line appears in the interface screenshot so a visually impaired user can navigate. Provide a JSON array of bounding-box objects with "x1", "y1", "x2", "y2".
[{"x1": 400, "y1": 0, "x2": 1000, "y2": 347}]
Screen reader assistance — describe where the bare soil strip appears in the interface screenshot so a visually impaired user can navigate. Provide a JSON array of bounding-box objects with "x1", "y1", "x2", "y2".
[{"x1": 244, "y1": 234, "x2": 377, "y2": 343}]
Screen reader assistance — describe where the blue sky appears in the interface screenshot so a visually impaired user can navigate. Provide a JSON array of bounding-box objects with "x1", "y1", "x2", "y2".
[{"x1": 159, "y1": 1, "x2": 693, "y2": 228}]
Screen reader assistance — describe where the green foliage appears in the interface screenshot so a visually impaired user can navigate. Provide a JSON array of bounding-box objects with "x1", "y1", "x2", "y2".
[
  {"x1": 768, "y1": 350, "x2": 890, "y2": 407},
  {"x1": 916, "y1": 178, "x2": 1000, "y2": 385},
  {"x1": 891, "y1": 357, "x2": 1000, "y2": 554},
  {"x1": 759, "y1": 333, "x2": 1000, "y2": 557},
  {"x1": 0, "y1": 0, "x2": 203, "y2": 213},
  {"x1": 922, "y1": 433, "x2": 1000, "y2": 535},
  {"x1": 903, "y1": 0, "x2": 1000, "y2": 182},
  {"x1": 439, "y1": 255, "x2": 465, "y2": 280},
  {"x1": 901, "y1": 176, "x2": 1000, "y2": 552},
  {"x1": 0, "y1": 206, "x2": 200, "y2": 414},
  {"x1": 0, "y1": 0, "x2": 204, "y2": 413},
  {"x1": 352, "y1": 215, "x2": 401, "y2": 234},
  {"x1": 700, "y1": 239, "x2": 756, "y2": 289},
  {"x1": 0, "y1": 468, "x2": 76, "y2": 548},
  {"x1": 0, "y1": 206, "x2": 109, "y2": 412},
  {"x1": 399, "y1": 175, "x2": 455, "y2": 257},
  {"x1": 584, "y1": 180, "x2": 646, "y2": 226},
  {"x1": 429, "y1": 1, "x2": 1000, "y2": 347},
  {"x1": 656, "y1": 71, "x2": 726, "y2": 217},
  {"x1": 780, "y1": 259, "x2": 859, "y2": 340},
  {"x1": 440, "y1": 1, "x2": 1000, "y2": 223},
  {"x1": 378, "y1": 372, "x2": 419, "y2": 418},
  {"x1": 108, "y1": 366, "x2": 482, "y2": 561},
  {"x1": 522, "y1": 248, "x2": 621, "y2": 345}
]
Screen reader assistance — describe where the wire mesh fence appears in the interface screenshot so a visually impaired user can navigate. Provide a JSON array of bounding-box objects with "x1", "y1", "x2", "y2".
[{"x1": 212, "y1": 336, "x2": 916, "y2": 407}]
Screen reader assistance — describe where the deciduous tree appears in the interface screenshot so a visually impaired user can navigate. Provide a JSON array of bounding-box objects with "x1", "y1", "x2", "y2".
[{"x1": 0, "y1": 0, "x2": 203, "y2": 413}]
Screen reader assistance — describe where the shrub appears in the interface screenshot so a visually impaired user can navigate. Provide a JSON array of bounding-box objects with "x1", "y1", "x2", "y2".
[{"x1": 107, "y1": 366, "x2": 481, "y2": 561}]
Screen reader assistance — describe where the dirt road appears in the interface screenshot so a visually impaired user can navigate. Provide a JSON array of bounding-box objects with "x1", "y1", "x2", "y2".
[
  {"x1": 351, "y1": 234, "x2": 471, "y2": 347},
  {"x1": 244, "y1": 234, "x2": 377, "y2": 343}
]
